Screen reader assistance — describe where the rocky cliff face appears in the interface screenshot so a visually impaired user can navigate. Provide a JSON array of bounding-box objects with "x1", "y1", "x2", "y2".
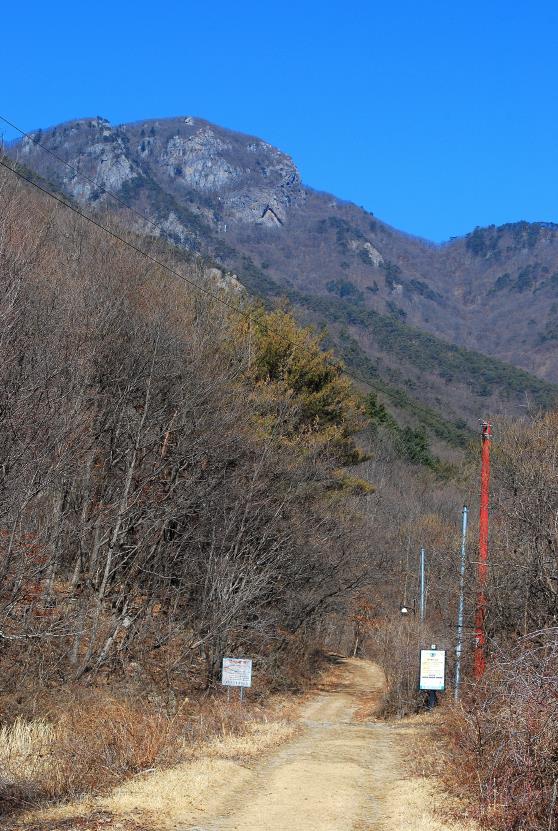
[
  {"x1": 15, "y1": 116, "x2": 304, "y2": 235},
  {"x1": 18, "y1": 117, "x2": 139, "y2": 198}
]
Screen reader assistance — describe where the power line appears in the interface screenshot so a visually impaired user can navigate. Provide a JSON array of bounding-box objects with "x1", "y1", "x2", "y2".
[
  {"x1": 2, "y1": 115, "x2": 353, "y2": 367},
  {"x1": 0, "y1": 114, "x2": 378, "y2": 391},
  {"x1": 0, "y1": 154, "x2": 377, "y2": 393},
  {"x1": 0, "y1": 156, "x2": 252, "y2": 320},
  {"x1": 0, "y1": 114, "x2": 173, "y2": 238},
  {"x1": 0, "y1": 114, "x2": 268, "y2": 325}
]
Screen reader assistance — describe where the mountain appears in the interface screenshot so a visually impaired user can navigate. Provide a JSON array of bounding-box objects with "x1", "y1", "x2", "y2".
[{"x1": 8, "y1": 115, "x2": 558, "y2": 448}]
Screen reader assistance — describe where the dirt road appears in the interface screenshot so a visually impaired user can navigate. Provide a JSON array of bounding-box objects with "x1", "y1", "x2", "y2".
[
  {"x1": 20, "y1": 658, "x2": 466, "y2": 831},
  {"x1": 174, "y1": 658, "x2": 463, "y2": 831}
]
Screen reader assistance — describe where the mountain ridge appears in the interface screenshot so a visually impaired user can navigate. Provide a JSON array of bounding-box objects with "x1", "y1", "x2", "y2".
[{"x1": 7, "y1": 114, "x2": 558, "y2": 447}]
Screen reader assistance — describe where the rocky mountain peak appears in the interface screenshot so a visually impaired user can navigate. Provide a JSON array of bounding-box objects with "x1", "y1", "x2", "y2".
[
  {"x1": 8, "y1": 113, "x2": 558, "y2": 394},
  {"x1": 13, "y1": 115, "x2": 304, "y2": 229}
]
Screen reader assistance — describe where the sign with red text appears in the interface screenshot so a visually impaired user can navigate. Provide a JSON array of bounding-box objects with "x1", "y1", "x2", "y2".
[{"x1": 221, "y1": 657, "x2": 252, "y2": 687}]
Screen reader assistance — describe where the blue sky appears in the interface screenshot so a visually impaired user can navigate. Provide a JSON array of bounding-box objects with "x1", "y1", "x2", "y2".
[{"x1": 2, "y1": 0, "x2": 557, "y2": 242}]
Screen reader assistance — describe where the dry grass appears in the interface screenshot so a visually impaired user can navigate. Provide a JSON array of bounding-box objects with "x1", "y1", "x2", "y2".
[
  {"x1": 436, "y1": 634, "x2": 558, "y2": 831},
  {"x1": 352, "y1": 687, "x2": 385, "y2": 721},
  {"x1": 388, "y1": 718, "x2": 479, "y2": 831},
  {"x1": 0, "y1": 696, "x2": 180, "y2": 811},
  {"x1": 0, "y1": 718, "x2": 57, "y2": 792},
  {"x1": 8, "y1": 660, "x2": 475, "y2": 831},
  {"x1": 372, "y1": 775, "x2": 476, "y2": 831},
  {"x1": 13, "y1": 714, "x2": 297, "y2": 830},
  {"x1": 191, "y1": 718, "x2": 297, "y2": 760},
  {"x1": 0, "y1": 684, "x2": 298, "y2": 820},
  {"x1": 402, "y1": 664, "x2": 558, "y2": 831},
  {"x1": 440, "y1": 691, "x2": 558, "y2": 830},
  {"x1": 99, "y1": 719, "x2": 297, "y2": 827}
]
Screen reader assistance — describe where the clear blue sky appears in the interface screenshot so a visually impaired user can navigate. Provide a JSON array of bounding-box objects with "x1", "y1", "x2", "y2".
[{"x1": 2, "y1": 0, "x2": 557, "y2": 242}]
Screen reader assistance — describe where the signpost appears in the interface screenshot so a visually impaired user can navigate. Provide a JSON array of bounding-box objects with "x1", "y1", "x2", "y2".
[
  {"x1": 222, "y1": 657, "x2": 252, "y2": 703},
  {"x1": 419, "y1": 646, "x2": 445, "y2": 709}
]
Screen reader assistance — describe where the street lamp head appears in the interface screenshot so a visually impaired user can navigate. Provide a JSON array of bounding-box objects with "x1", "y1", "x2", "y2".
[{"x1": 400, "y1": 605, "x2": 409, "y2": 616}]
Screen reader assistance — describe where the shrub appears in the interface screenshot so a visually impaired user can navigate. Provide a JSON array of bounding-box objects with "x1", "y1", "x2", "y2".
[
  {"x1": 0, "y1": 688, "x2": 285, "y2": 810},
  {"x1": 0, "y1": 695, "x2": 179, "y2": 805},
  {"x1": 370, "y1": 617, "x2": 440, "y2": 717},
  {"x1": 442, "y1": 630, "x2": 558, "y2": 831}
]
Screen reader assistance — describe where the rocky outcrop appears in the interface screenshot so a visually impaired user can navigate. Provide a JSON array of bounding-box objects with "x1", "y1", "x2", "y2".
[
  {"x1": 69, "y1": 139, "x2": 138, "y2": 201},
  {"x1": 363, "y1": 242, "x2": 383, "y2": 267},
  {"x1": 18, "y1": 119, "x2": 139, "y2": 203},
  {"x1": 159, "y1": 129, "x2": 241, "y2": 191},
  {"x1": 13, "y1": 116, "x2": 303, "y2": 229}
]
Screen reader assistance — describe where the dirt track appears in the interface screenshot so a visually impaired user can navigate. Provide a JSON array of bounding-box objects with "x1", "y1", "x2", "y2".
[
  {"x1": 17, "y1": 658, "x2": 467, "y2": 831},
  {"x1": 176, "y1": 658, "x2": 464, "y2": 831}
]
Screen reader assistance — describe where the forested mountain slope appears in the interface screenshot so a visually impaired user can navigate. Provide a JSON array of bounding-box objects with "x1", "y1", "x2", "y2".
[
  {"x1": 0, "y1": 164, "x2": 375, "y2": 690},
  {"x1": 8, "y1": 116, "x2": 558, "y2": 443}
]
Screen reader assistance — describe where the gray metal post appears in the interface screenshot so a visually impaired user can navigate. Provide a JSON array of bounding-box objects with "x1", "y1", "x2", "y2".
[
  {"x1": 454, "y1": 506, "x2": 468, "y2": 701},
  {"x1": 419, "y1": 547, "x2": 426, "y2": 623}
]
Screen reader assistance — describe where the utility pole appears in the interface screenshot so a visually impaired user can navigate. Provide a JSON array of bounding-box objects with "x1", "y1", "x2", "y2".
[
  {"x1": 454, "y1": 506, "x2": 468, "y2": 700},
  {"x1": 419, "y1": 547, "x2": 426, "y2": 624},
  {"x1": 474, "y1": 422, "x2": 492, "y2": 679}
]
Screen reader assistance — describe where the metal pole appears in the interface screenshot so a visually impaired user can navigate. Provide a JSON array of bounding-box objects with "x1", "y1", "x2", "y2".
[
  {"x1": 454, "y1": 506, "x2": 468, "y2": 701},
  {"x1": 474, "y1": 422, "x2": 492, "y2": 679},
  {"x1": 420, "y1": 547, "x2": 426, "y2": 624}
]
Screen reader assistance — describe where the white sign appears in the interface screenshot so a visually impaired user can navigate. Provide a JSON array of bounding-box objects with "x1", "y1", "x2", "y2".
[
  {"x1": 222, "y1": 657, "x2": 252, "y2": 688},
  {"x1": 419, "y1": 649, "x2": 446, "y2": 691}
]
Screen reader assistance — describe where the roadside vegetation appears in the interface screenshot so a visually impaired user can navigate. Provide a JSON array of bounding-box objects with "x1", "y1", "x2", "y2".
[
  {"x1": 440, "y1": 414, "x2": 558, "y2": 831},
  {"x1": 365, "y1": 412, "x2": 558, "y2": 831},
  {"x1": 0, "y1": 165, "x2": 373, "y2": 812}
]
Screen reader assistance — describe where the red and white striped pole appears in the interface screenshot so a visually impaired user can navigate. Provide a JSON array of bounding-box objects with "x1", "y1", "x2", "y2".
[{"x1": 474, "y1": 421, "x2": 492, "y2": 679}]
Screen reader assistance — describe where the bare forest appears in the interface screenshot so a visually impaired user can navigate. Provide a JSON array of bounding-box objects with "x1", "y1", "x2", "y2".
[{"x1": 0, "y1": 163, "x2": 556, "y2": 831}]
